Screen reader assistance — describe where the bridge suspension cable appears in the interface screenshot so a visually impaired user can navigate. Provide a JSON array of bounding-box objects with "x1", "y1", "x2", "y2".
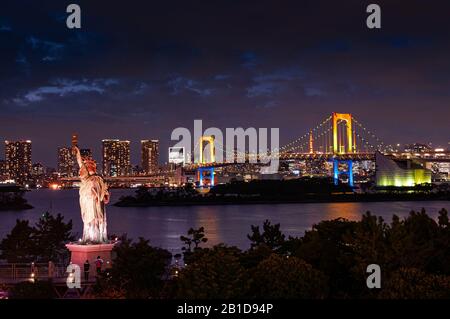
[
  {"x1": 277, "y1": 115, "x2": 332, "y2": 153},
  {"x1": 189, "y1": 113, "x2": 388, "y2": 165},
  {"x1": 351, "y1": 116, "x2": 386, "y2": 151}
]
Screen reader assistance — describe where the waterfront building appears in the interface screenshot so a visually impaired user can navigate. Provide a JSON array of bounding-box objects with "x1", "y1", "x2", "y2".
[
  {"x1": 0, "y1": 160, "x2": 7, "y2": 181},
  {"x1": 168, "y1": 147, "x2": 185, "y2": 166},
  {"x1": 404, "y1": 143, "x2": 432, "y2": 154},
  {"x1": 375, "y1": 152, "x2": 431, "y2": 187},
  {"x1": 31, "y1": 162, "x2": 45, "y2": 186},
  {"x1": 57, "y1": 147, "x2": 74, "y2": 177},
  {"x1": 141, "y1": 140, "x2": 159, "y2": 175},
  {"x1": 32, "y1": 163, "x2": 45, "y2": 176},
  {"x1": 5, "y1": 140, "x2": 32, "y2": 185},
  {"x1": 424, "y1": 161, "x2": 450, "y2": 182},
  {"x1": 102, "y1": 139, "x2": 131, "y2": 177}
]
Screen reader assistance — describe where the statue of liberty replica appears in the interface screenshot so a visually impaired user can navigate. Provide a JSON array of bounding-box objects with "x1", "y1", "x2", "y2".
[
  {"x1": 66, "y1": 135, "x2": 115, "y2": 279},
  {"x1": 72, "y1": 142, "x2": 110, "y2": 243}
]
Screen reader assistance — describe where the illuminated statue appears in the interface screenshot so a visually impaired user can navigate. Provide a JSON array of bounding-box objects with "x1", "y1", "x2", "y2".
[{"x1": 73, "y1": 146, "x2": 110, "y2": 243}]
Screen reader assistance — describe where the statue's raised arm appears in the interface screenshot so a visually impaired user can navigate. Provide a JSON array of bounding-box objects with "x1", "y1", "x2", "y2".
[{"x1": 72, "y1": 146, "x2": 83, "y2": 168}]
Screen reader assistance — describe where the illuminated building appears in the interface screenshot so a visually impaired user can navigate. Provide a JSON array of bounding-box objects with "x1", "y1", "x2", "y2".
[
  {"x1": 404, "y1": 143, "x2": 432, "y2": 153},
  {"x1": 102, "y1": 139, "x2": 131, "y2": 177},
  {"x1": 57, "y1": 147, "x2": 74, "y2": 177},
  {"x1": 32, "y1": 163, "x2": 45, "y2": 176},
  {"x1": 5, "y1": 140, "x2": 32, "y2": 185},
  {"x1": 375, "y1": 152, "x2": 431, "y2": 187},
  {"x1": 168, "y1": 147, "x2": 185, "y2": 166},
  {"x1": 31, "y1": 163, "x2": 45, "y2": 186},
  {"x1": 0, "y1": 160, "x2": 7, "y2": 181},
  {"x1": 425, "y1": 161, "x2": 450, "y2": 182},
  {"x1": 141, "y1": 140, "x2": 159, "y2": 175}
]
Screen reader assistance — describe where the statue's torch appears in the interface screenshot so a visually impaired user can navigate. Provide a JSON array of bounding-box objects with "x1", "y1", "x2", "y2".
[{"x1": 72, "y1": 134, "x2": 78, "y2": 147}]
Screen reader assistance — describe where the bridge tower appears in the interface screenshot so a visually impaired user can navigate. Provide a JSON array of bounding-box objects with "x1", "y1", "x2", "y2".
[
  {"x1": 333, "y1": 159, "x2": 354, "y2": 187},
  {"x1": 332, "y1": 113, "x2": 355, "y2": 187},
  {"x1": 332, "y1": 112, "x2": 354, "y2": 154},
  {"x1": 197, "y1": 136, "x2": 216, "y2": 187},
  {"x1": 309, "y1": 130, "x2": 314, "y2": 154},
  {"x1": 198, "y1": 136, "x2": 215, "y2": 164}
]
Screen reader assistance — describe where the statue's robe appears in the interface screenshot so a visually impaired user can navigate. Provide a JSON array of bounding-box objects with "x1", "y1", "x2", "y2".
[{"x1": 79, "y1": 174, "x2": 109, "y2": 242}]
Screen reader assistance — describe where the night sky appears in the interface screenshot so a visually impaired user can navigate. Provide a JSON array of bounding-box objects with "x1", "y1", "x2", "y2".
[{"x1": 1, "y1": 0, "x2": 450, "y2": 167}]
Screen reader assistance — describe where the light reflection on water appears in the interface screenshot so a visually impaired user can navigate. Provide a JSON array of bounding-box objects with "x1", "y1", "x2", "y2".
[{"x1": 0, "y1": 189, "x2": 448, "y2": 254}]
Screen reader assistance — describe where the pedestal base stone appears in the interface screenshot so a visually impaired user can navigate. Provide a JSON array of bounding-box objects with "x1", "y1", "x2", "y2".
[{"x1": 66, "y1": 243, "x2": 116, "y2": 277}]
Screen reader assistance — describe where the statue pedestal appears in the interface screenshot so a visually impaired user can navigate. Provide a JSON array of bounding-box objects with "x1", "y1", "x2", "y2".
[{"x1": 66, "y1": 242, "x2": 117, "y2": 278}]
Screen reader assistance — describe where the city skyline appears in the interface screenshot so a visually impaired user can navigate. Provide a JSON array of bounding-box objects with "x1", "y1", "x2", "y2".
[
  {"x1": 1, "y1": 0, "x2": 450, "y2": 165},
  {"x1": 2, "y1": 135, "x2": 449, "y2": 171}
]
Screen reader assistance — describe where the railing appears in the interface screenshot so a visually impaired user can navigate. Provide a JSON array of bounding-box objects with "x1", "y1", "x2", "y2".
[{"x1": 0, "y1": 263, "x2": 67, "y2": 283}]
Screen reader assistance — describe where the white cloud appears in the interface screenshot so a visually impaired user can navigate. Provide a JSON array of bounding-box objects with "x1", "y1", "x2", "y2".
[{"x1": 13, "y1": 78, "x2": 119, "y2": 105}]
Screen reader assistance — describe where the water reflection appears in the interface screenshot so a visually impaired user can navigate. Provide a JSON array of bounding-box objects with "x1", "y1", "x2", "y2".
[
  {"x1": 0, "y1": 189, "x2": 448, "y2": 253},
  {"x1": 322, "y1": 202, "x2": 366, "y2": 221},
  {"x1": 194, "y1": 206, "x2": 222, "y2": 246}
]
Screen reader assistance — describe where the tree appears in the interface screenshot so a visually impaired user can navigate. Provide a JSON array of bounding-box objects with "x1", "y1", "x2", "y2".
[
  {"x1": 135, "y1": 186, "x2": 151, "y2": 201},
  {"x1": 343, "y1": 212, "x2": 389, "y2": 297},
  {"x1": 438, "y1": 208, "x2": 449, "y2": 228},
  {"x1": 170, "y1": 245, "x2": 248, "y2": 299},
  {"x1": 250, "y1": 254, "x2": 328, "y2": 299},
  {"x1": 385, "y1": 209, "x2": 449, "y2": 274},
  {"x1": 289, "y1": 218, "x2": 359, "y2": 298},
  {"x1": 247, "y1": 220, "x2": 286, "y2": 252},
  {"x1": 33, "y1": 212, "x2": 75, "y2": 262},
  {"x1": 380, "y1": 267, "x2": 450, "y2": 299},
  {"x1": 0, "y1": 220, "x2": 35, "y2": 263},
  {"x1": 94, "y1": 237, "x2": 172, "y2": 299},
  {"x1": 180, "y1": 227, "x2": 208, "y2": 252},
  {"x1": 0, "y1": 213, "x2": 75, "y2": 263},
  {"x1": 180, "y1": 227, "x2": 208, "y2": 264},
  {"x1": 0, "y1": 189, "x2": 32, "y2": 210},
  {"x1": 240, "y1": 244, "x2": 273, "y2": 269}
]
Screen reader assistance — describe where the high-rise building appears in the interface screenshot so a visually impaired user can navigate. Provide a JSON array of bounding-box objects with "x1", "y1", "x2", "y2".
[
  {"x1": 5, "y1": 140, "x2": 32, "y2": 185},
  {"x1": 102, "y1": 139, "x2": 131, "y2": 177},
  {"x1": 0, "y1": 159, "x2": 7, "y2": 180},
  {"x1": 32, "y1": 163, "x2": 45, "y2": 176},
  {"x1": 168, "y1": 147, "x2": 185, "y2": 166},
  {"x1": 141, "y1": 140, "x2": 159, "y2": 174},
  {"x1": 57, "y1": 147, "x2": 74, "y2": 177},
  {"x1": 31, "y1": 163, "x2": 45, "y2": 186}
]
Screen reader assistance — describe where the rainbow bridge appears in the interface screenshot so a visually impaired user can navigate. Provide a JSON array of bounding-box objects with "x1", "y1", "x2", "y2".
[{"x1": 188, "y1": 113, "x2": 391, "y2": 188}]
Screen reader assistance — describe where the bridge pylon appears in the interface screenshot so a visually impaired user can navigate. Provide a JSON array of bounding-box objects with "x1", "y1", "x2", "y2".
[
  {"x1": 198, "y1": 136, "x2": 215, "y2": 164},
  {"x1": 332, "y1": 112, "x2": 354, "y2": 154},
  {"x1": 309, "y1": 130, "x2": 314, "y2": 154},
  {"x1": 197, "y1": 135, "x2": 216, "y2": 188}
]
